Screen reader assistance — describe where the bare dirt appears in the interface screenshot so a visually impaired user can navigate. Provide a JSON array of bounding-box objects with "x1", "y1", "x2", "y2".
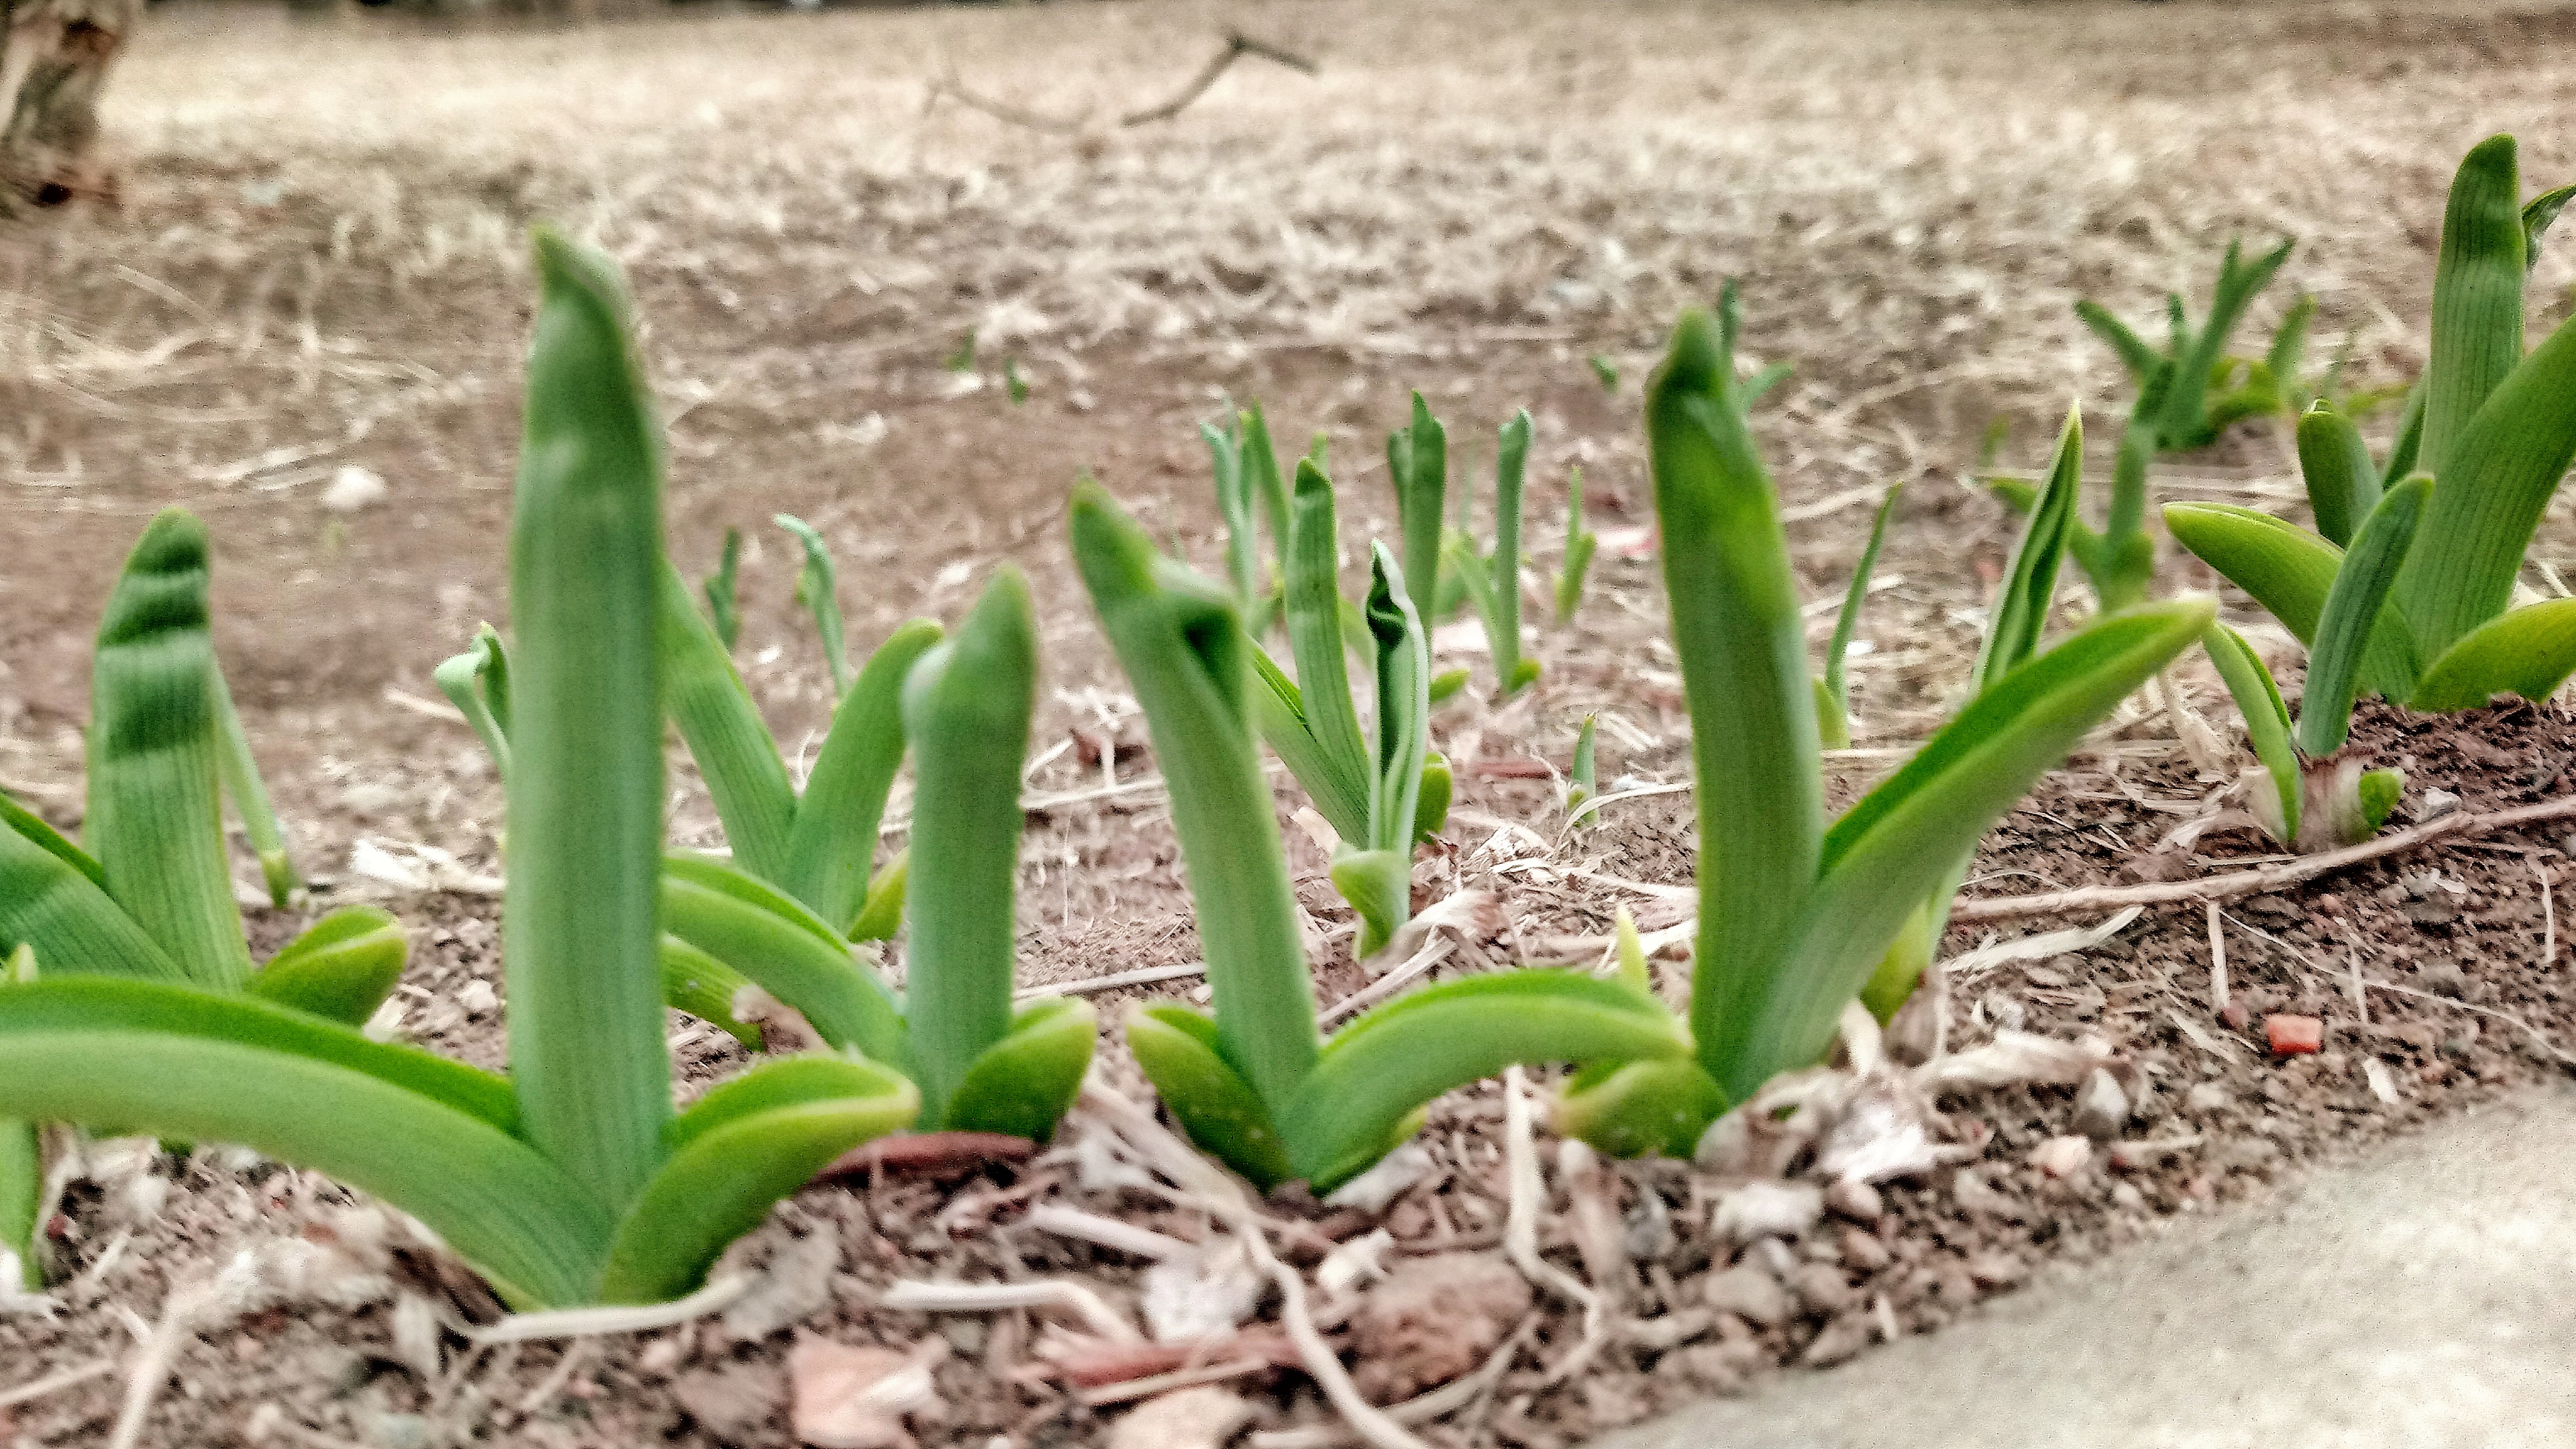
[{"x1": 6, "y1": 1, "x2": 2576, "y2": 1446}]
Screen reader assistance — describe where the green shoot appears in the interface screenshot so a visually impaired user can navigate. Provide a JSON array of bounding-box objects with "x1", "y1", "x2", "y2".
[
  {"x1": 1566, "y1": 713, "x2": 1598, "y2": 826},
  {"x1": 1445, "y1": 410, "x2": 1541, "y2": 698},
  {"x1": 1588, "y1": 354, "x2": 1619, "y2": 392},
  {"x1": 1555, "y1": 466, "x2": 1598, "y2": 626},
  {"x1": 776, "y1": 514, "x2": 851, "y2": 697},
  {"x1": 703, "y1": 525, "x2": 744, "y2": 651},
  {"x1": 210, "y1": 662, "x2": 299, "y2": 908},
  {"x1": 1815, "y1": 482, "x2": 1900, "y2": 750}
]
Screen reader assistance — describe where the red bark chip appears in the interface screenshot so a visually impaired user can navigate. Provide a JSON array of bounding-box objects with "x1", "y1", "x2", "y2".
[{"x1": 2266, "y1": 1014, "x2": 2324, "y2": 1055}]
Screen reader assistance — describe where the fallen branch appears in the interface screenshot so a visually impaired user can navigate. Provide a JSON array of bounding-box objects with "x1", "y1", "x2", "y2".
[
  {"x1": 1949, "y1": 794, "x2": 2576, "y2": 925},
  {"x1": 930, "y1": 30, "x2": 1317, "y2": 135}
]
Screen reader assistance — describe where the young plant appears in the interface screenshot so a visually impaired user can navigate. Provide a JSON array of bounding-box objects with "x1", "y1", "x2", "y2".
[
  {"x1": 0, "y1": 235, "x2": 920, "y2": 1308},
  {"x1": 1550, "y1": 301, "x2": 2211, "y2": 1156},
  {"x1": 1249, "y1": 457, "x2": 1451, "y2": 956},
  {"x1": 1565, "y1": 712, "x2": 1598, "y2": 827},
  {"x1": 1442, "y1": 410, "x2": 1542, "y2": 698},
  {"x1": 2167, "y1": 136, "x2": 2576, "y2": 726},
  {"x1": 2076, "y1": 235, "x2": 2297, "y2": 452},
  {"x1": 1554, "y1": 465, "x2": 1598, "y2": 626},
  {"x1": 1386, "y1": 392, "x2": 1449, "y2": 629},
  {"x1": 777, "y1": 514, "x2": 853, "y2": 698},
  {"x1": 1, "y1": 509, "x2": 410, "y2": 1285},
  {"x1": 2195, "y1": 484, "x2": 2427, "y2": 851},
  {"x1": 702, "y1": 524, "x2": 744, "y2": 652},
  {"x1": 1813, "y1": 482, "x2": 1901, "y2": 749},
  {"x1": 1071, "y1": 481, "x2": 1688, "y2": 1192}
]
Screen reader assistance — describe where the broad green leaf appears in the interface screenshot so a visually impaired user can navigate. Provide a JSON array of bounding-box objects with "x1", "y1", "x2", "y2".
[
  {"x1": 0, "y1": 811, "x2": 183, "y2": 980},
  {"x1": 659, "y1": 934, "x2": 763, "y2": 1049},
  {"x1": 703, "y1": 525, "x2": 744, "y2": 651},
  {"x1": 662, "y1": 1053, "x2": 911, "y2": 1154},
  {"x1": 2422, "y1": 135, "x2": 2527, "y2": 477},
  {"x1": 1280, "y1": 970, "x2": 1692, "y2": 1191},
  {"x1": 210, "y1": 665, "x2": 297, "y2": 907},
  {"x1": 2409, "y1": 599, "x2": 2576, "y2": 711},
  {"x1": 2201, "y1": 623, "x2": 2302, "y2": 846},
  {"x1": 657, "y1": 560, "x2": 795, "y2": 883},
  {"x1": 1645, "y1": 304, "x2": 1822, "y2": 1063},
  {"x1": 245, "y1": 905, "x2": 407, "y2": 1028},
  {"x1": 599, "y1": 1066, "x2": 916, "y2": 1305},
  {"x1": 2300, "y1": 476, "x2": 2430, "y2": 756},
  {"x1": 1071, "y1": 484, "x2": 1320, "y2": 1114},
  {"x1": 1979, "y1": 408, "x2": 2079, "y2": 693},
  {"x1": 782, "y1": 619, "x2": 941, "y2": 936},
  {"x1": 86, "y1": 508, "x2": 250, "y2": 989},
  {"x1": 1822, "y1": 482, "x2": 1900, "y2": 725},
  {"x1": 434, "y1": 624, "x2": 515, "y2": 784},
  {"x1": 1270, "y1": 458, "x2": 1371, "y2": 841},
  {"x1": 2296, "y1": 402, "x2": 2383, "y2": 547},
  {"x1": 508, "y1": 232, "x2": 674, "y2": 1212},
  {"x1": 1390, "y1": 395, "x2": 1447, "y2": 640},
  {"x1": 1412, "y1": 752, "x2": 1451, "y2": 844},
  {"x1": 899, "y1": 569, "x2": 1038, "y2": 1129},
  {"x1": 1126, "y1": 1004, "x2": 1294, "y2": 1190},
  {"x1": 660, "y1": 854, "x2": 902, "y2": 1064},
  {"x1": 2393, "y1": 307, "x2": 2576, "y2": 659},
  {"x1": 1711, "y1": 600, "x2": 2212, "y2": 1100},
  {"x1": 2162, "y1": 503, "x2": 2420, "y2": 699},
  {"x1": 776, "y1": 514, "x2": 852, "y2": 697},
  {"x1": 1555, "y1": 1056, "x2": 1726, "y2": 1160},
  {"x1": 942, "y1": 997, "x2": 1096, "y2": 1143},
  {"x1": 0, "y1": 978, "x2": 597, "y2": 1308}
]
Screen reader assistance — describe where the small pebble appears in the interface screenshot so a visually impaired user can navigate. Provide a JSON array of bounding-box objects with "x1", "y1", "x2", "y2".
[
  {"x1": 2266, "y1": 1014, "x2": 2324, "y2": 1055},
  {"x1": 2220, "y1": 1000, "x2": 2251, "y2": 1031},
  {"x1": 1824, "y1": 1178, "x2": 1883, "y2": 1224},
  {"x1": 1839, "y1": 1228, "x2": 1891, "y2": 1272},
  {"x1": 2068, "y1": 1068, "x2": 2129, "y2": 1141},
  {"x1": 1701, "y1": 1264, "x2": 1793, "y2": 1328},
  {"x1": 1787, "y1": 1262, "x2": 1857, "y2": 1317},
  {"x1": 1800, "y1": 1314, "x2": 1875, "y2": 1367},
  {"x1": 2419, "y1": 788, "x2": 2461, "y2": 820},
  {"x1": 2030, "y1": 1135, "x2": 2092, "y2": 1179},
  {"x1": 2109, "y1": 1181, "x2": 2147, "y2": 1213},
  {"x1": 2184, "y1": 1081, "x2": 2232, "y2": 1115}
]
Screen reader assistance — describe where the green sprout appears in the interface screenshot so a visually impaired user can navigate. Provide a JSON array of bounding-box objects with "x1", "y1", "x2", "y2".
[
  {"x1": 1443, "y1": 410, "x2": 1543, "y2": 698},
  {"x1": 944, "y1": 328, "x2": 977, "y2": 373},
  {"x1": 1554, "y1": 465, "x2": 1598, "y2": 626},
  {"x1": 1551, "y1": 297, "x2": 2210, "y2": 1154},
  {"x1": 1588, "y1": 354, "x2": 1620, "y2": 392},
  {"x1": 1201, "y1": 404, "x2": 1293, "y2": 628},
  {"x1": 2076, "y1": 235, "x2": 2298, "y2": 453},
  {"x1": 702, "y1": 525, "x2": 744, "y2": 652},
  {"x1": 1005, "y1": 357, "x2": 1029, "y2": 405},
  {"x1": 776, "y1": 513, "x2": 853, "y2": 697},
  {"x1": 1249, "y1": 457, "x2": 1451, "y2": 956},
  {"x1": 1565, "y1": 712, "x2": 1598, "y2": 827},
  {"x1": 1813, "y1": 482, "x2": 1901, "y2": 750},
  {"x1": 2168, "y1": 136, "x2": 2576, "y2": 753},
  {"x1": 1072, "y1": 481, "x2": 1685, "y2": 1193},
  {"x1": 2, "y1": 508, "x2": 410, "y2": 1286},
  {"x1": 0, "y1": 234, "x2": 921, "y2": 1308}
]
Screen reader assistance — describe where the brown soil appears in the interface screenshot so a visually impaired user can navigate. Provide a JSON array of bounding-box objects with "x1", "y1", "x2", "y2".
[{"x1": 7, "y1": 1, "x2": 2576, "y2": 1446}]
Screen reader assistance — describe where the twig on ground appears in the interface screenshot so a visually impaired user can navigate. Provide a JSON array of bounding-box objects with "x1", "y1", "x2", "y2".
[
  {"x1": 1949, "y1": 795, "x2": 2576, "y2": 924},
  {"x1": 2206, "y1": 902, "x2": 2228, "y2": 1016},
  {"x1": 930, "y1": 30, "x2": 1318, "y2": 135},
  {"x1": 2541, "y1": 861, "x2": 2558, "y2": 972},
  {"x1": 1017, "y1": 960, "x2": 1206, "y2": 1002},
  {"x1": 0, "y1": 1358, "x2": 113, "y2": 1409},
  {"x1": 1500, "y1": 1067, "x2": 1604, "y2": 1372},
  {"x1": 1022, "y1": 1204, "x2": 1195, "y2": 1262},
  {"x1": 512, "y1": 1340, "x2": 591, "y2": 1417},
  {"x1": 459, "y1": 1273, "x2": 752, "y2": 1346},
  {"x1": 878, "y1": 1278, "x2": 1139, "y2": 1343},
  {"x1": 1247, "y1": 1312, "x2": 1541, "y2": 1449}
]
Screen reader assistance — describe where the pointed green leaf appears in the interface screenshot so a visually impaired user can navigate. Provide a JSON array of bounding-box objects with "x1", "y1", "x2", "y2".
[
  {"x1": 1556, "y1": 465, "x2": 1596, "y2": 625},
  {"x1": 776, "y1": 514, "x2": 852, "y2": 697},
  {"x1": 660, "y1": 853, "x2": 903, "y2": 1064},
  {"x1": 0, "y1": 978, "x2": 594, "y2": 1306},
  {"x1": 1266, "y1": 458, "x2": 1372, "y2": 841},
  {"x1": 1, "y1": 1109, "x2": 36, "y2": 1290},
  {"x1": 1412, "y1": 752, "x2": 1451, "y2": 843},
  {"x1": 1708, "y1": 600, "x2": 2213, "y2": 1100},
  {"x1": 1240, "y1": 404, "x2": 1291, "y2": 589},
  {"x1": 1979, "y1": 408, "x2": 2079, "y2": 692},
  {"x1": 2393, "y1": 307, "x2": 2576, "y2": 659},
  {"x1": 1646, "y1": 305, "x2": 1822, "y2": 1063},
  {"x1": 782, "y1": 619, "x2": 942, "y2": 935},
  {"x1": 1825, "y1": 482, "x2": 1901, "y2": 719},
  {"x1": 506, "y1": 233, "x2": 674, "y2": 1213},
  {"x1": 1391, "y1": 395, "x2": 1447, "y2": 637},
  {"x1": 2422, "y1": 135, "x2": 2527, "y2": 477},
  {"x1": 1280, "y1": 970, "x2": 1692, "y2": 1191},
  {"x1": 1, "y1": 791, "x2": 102, "y2": 892},
  {"x1": 86, "y1": 508, "x2": 250, "y2": 989},
  {"x1": 1071, "y1": 484, "x2": 1320, "y2": 1115},
  {"x1": 943, "y1": 997, "x2": 1096, "y2": 1143},
  {"x1": 1857, "y1": 897, "x2": 1938, "y2": 1024},
  {"x1": 245, "y1": 905, "x2": 408, "y2": 1028},
  {"x1": 2300, "y1": 476, "x2": 2430, "y2": 756},
  {"x1": 1206, "y1": 420, "x2": 1259, "y2": 610},
  {"x1": 658, "y1": 560, "x2": 796, "y2": 883},
  {"x1": 659, "y1": 934, "x2": 763, "y2": 1049},
  {"x1": 0, "y1": 809, "x2": 180, "y2": 981},
  {"x1": 899, "y1": 569, "x2": 1038, "y2": 1129},
  {"x1": 847, "y1": 849, "x2": 908, "y2": 944},
  {"x1": 599, "y1": 1059, "x2": 916, "y2": 1305},
  {"x1": 2075, "y1": 299, "x2": 2160, "y2": 381},
  {"x1": 703, "y1": 525, "x2": 744, "y2": 651},
  {"x1": 210, "y1": 665, "x2": 297, "y2": 907},
  {"x1": 2201, "y1": 623, "x2": 2302, "y2": 846},
  {"x1": 1485, "y1": 410, "x2": 1535, "y2": 697},
  {"x1": 1126, "y1": 1003, "x2": 1295, "y2": 1190},
  {"x1": 2295, "y1": 401, "x2": 2383, "y2": 547},
  {"x1": 1251, "y1": 651, "x2": 1364, "y2": 845},
  {"x1": 2162, "y1": 503, "x2": 2421, "y2": 699},
  {"x1": 2408, "y1": 599, "x2": 2576, "y2": 711},
  {"x1": 1361, "y1": 546, "x2": 1429, "y2": 859},
  {"x1": 1567, "y1": 715, "x2": 1598, "y2": 822},
  {"x1": 2523, "y1": 182, "x2": 2576, "y2": 269}
]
